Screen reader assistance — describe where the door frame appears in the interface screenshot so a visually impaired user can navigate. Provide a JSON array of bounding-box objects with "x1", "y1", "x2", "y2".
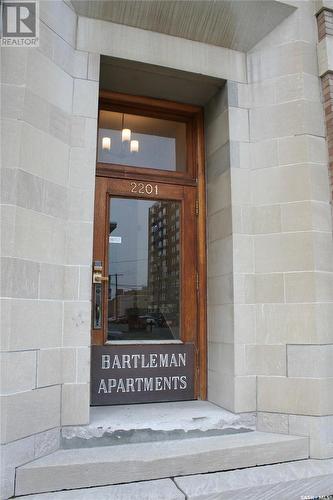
[{"x1": 93, "y1": 91, "x2": 207, "y2": 400}]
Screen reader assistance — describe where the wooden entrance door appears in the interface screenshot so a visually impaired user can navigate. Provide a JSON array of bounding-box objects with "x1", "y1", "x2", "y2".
[{"x1": 91, "y1": 92, "x2": 206, "y2": 404}]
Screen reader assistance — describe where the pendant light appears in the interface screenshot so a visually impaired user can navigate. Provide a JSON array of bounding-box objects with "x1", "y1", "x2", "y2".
[
  {"x1": 121, "y1": 113, "x2": 131, "y2": 142},
  {"x1": 102, "y1": 137, "x2": 111, "y2": 151},
  {"x1": 130, "y1": 139, "x2": 139, "y2": 153}
]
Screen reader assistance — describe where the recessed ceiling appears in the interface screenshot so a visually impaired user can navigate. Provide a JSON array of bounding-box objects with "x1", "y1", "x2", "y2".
[
  {"x1": 72, "y1": 0, "x2": 296, "y2": 52},
  {"x1": 100, "y1": 56, "x2": 225, "y2": 106}
]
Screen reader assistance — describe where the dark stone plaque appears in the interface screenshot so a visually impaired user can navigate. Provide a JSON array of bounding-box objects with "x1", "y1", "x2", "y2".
[{"x1": 91, "y1": 344, "x2": 195, "y2": 405}]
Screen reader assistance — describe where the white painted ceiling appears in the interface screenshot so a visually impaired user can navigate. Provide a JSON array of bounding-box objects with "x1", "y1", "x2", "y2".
[{"x1": 72, "y1": 0, "x2": 295, "y2": 52}]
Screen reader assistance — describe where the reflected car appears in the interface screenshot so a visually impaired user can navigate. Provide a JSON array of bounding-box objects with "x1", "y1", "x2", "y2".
[
  {"x1": 138, "y1": 315, "x2": 157, "y2": 327},
  {"x1": 107, "y1": 330, "x2": 125, "y2": 339}
]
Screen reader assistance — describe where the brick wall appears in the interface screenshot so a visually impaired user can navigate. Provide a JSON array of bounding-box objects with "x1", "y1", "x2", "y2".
[
  {"x1": 317, "y1": 9, "x2": 333, "y2": 41},
  {"x1": 321, "y1": 73, "x2": 333, "y2": 203},
  {"x1": 317, "y1": 9, "x2": 333, "y2": 204}
]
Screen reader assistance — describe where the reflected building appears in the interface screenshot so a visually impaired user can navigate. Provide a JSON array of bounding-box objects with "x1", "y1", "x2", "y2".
[
  {"x1": 106, "y1": 198, "x2": 181, "y2": 340},
  {"x1": 108, "y1": 286, "x2": 149, "y2": 320},
  {"x1": 148, "y1": 201, "x2": 180, "y2": 327}
]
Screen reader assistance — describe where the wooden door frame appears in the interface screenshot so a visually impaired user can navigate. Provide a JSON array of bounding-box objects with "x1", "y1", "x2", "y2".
[{"x1": 94, "y1": 91, "x2": 207, "y2": 400}]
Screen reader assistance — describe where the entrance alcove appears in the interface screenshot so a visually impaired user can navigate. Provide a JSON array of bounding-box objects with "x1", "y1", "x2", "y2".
[{"x1": 83, "y1": 56, "x2": 244, "y2": 434}]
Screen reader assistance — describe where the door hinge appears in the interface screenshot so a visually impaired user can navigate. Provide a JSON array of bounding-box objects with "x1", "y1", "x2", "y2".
[
  {"x1": 196, "y1": 272, "x2": 199, "y2": 290},
  {"x1": 195, "y1": 200, "x2": 199, "y2": 216}
]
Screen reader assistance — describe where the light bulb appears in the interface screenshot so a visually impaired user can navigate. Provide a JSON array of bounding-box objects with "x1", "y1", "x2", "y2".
[
  {"x1": 130, "y1": 140, "x2": 139, "y2": 153},
  {"x1": 102, "y1": 137, "x2": 111, "y2": 151},
  {"x1": 122, "y1": 128, "x2": 131, "y2": 142}
]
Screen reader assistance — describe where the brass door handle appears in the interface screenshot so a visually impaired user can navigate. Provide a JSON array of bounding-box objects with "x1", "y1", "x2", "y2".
[{"x1": 93, "y1": 272, "x2": 109, "y2": 284}]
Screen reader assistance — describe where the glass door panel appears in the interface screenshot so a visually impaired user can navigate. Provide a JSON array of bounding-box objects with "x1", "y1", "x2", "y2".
[{"x1": 107, "y1": 197, "x2": 181, "y2": 341}]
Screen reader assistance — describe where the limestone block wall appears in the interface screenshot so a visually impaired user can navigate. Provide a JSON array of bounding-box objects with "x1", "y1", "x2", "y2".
[
  {"x1": 205, "y1": 81, "x2": 255, "y2": 413},
  {"x1": 245, "y1": 0, "x2": 333, "y2": 458},
  {"x1": 227, "y1": 82, "x2": 257, "y2": 413},
  {"x1": 205, "y1": 84, "x2": 234, "y2": 410},
  {"x1": 0, "y1": 1, "x2": 99, "y2": 496}
]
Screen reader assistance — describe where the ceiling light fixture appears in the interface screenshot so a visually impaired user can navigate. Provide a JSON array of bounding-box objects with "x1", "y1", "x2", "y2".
[
  {"x1": 121, "y1": 113, "x2": 131, "y2": 142},
  {"x1": 102, "y1": 136, "x2": 111, "y2": 151},
  {"x1": 130, "y1": 139, "x2": 139, "y2": 153}
]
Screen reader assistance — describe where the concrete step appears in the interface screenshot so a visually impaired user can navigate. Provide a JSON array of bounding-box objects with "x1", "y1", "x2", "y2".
[
  {"x1": 15, "y1": 431, "x2": 309, "y2": 497},
  {"x1": 175, "y1": 458, "x2": 333, "y2": 500},
  {"x1": 16, "y1": 479, "x2": 185, "y2": 500},
  {"x1": 15, "y1": 460, "x2": 333, "y2": 500}
]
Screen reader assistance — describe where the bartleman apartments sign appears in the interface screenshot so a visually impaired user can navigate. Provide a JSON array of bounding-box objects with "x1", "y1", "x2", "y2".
[{"x1": 91, "y1": 344, "x2": 195, "y2": 405}]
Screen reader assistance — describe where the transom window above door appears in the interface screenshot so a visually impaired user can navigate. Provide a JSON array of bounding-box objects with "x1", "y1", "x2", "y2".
[{"x1": 98, "y1": 110, "x2": 187, "y2": 172}]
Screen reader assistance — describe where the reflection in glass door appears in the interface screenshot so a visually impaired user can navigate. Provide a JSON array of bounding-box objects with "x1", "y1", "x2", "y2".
[{"x1": 107, "y1": 198, "x2": 181, "y2": 341}]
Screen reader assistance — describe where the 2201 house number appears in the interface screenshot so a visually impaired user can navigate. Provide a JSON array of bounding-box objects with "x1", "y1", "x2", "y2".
[{"x1": 130, "y1": 182, "x2": 159, "y2": 195}]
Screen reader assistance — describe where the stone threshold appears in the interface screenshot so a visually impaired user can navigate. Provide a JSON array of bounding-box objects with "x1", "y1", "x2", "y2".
[
  {"x1": 15, "y1": 431, "x2": 309, "y2": 496},
  {"x1": 61, "y1": 400, "x2": 256, "y2": 448}
]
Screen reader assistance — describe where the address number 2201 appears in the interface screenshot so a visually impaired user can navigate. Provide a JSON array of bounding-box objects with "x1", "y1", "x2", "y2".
[{"x1": 130, "y1": 182, "x2": 159, "y2": 195}]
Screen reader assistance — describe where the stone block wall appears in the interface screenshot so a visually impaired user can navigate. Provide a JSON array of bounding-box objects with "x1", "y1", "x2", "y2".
[
  {"x1": 205, "y1": 84, "x2": 234, "y2": 410},
  {"x1": 0, "y1": 1, "x2": 99, "y2": 497},
  {"x1": 246, "y1": 0, "x2": 333, "y2": 458},
  {"x1": 205, "y1": 81, "x2": 256, "y2": 413},
  {"x1": 198, "y1": 2, "x2": 333, "y2": 436},
  {"x1": 205, "y1": 0, "x2": 333, "y2": 457}
]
